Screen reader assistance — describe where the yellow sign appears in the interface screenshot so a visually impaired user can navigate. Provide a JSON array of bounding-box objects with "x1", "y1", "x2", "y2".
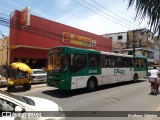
[
  {"x1": 63, "y1": 32, "x2": 92, "y2": 47},
  {"x1": 11, "y1": 45, "x2": 18, "y2": 49}
]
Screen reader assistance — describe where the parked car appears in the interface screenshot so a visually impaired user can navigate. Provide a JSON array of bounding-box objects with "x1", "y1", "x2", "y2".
[
  {"x1": 30, "y1": 69, "x2": 47, "y2": 83},
  {"x1": 0, "y1": 90, "x2": 65, "y2": 120},
  {"x1": 0, "y1": 75, "x2": 7, "y2": 86}
]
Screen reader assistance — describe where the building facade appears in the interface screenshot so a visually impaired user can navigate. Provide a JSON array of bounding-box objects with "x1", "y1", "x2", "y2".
[
  {"x1": 103, "y1": 29, "x2": 157, "y2": 64},
  {"x1": 8, "y1": 10, "x2": 112, "y2": 68},
  {"x1": 102, "y1": 32, "x2": 127, "y2": 53}
]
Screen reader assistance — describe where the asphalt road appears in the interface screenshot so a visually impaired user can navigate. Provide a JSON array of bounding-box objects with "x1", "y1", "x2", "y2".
[{"x1": 1, "y1": 80, "x2": 160, "y2": 120}]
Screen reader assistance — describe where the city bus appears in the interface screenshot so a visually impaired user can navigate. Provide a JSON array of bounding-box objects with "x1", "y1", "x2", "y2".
[{"x1": 47, "y1": 46, "x2": 148, "y2": 91}]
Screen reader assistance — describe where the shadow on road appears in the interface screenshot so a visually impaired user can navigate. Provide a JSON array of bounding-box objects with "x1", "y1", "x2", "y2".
[
  {"x1": 0, "y1": 83, "x2": 46, "y2": 93},
  {"x1": 3, "y1": 86, "x2": 32, "y2": 93},
  {"x1": 42, "y1": 80, "x2": 146, "y2": 98}
]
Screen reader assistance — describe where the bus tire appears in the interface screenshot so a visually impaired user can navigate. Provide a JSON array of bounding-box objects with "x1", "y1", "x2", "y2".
[
  {"x1": 7, "y1": 86, "x2": 16, "y2": 92},
  {"x1": 87, "y1": 77, "x2": 97, "y2": 92},
  {"x1": 133, "y1": 74, "x2": 138, "y2": 82}
]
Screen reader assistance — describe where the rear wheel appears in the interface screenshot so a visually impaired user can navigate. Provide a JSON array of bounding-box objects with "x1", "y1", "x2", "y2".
[
  {"x1": 23, "y1": 84, "x2": 31, "y2": 90},
  {"x1": 87, "y1": 78, "x2": 97, "y2": 92},
  {"x1": 7, "y1": 86, "x2": 16, "y2": 92}
]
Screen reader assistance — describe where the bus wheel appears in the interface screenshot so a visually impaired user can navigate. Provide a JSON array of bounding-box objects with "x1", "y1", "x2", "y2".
[
  {"x1": 87, "y1": 78, "x2": 97, "y2": 92},
  {"x1": 7, "y1": 86, "x2": 16, "y2": 92},
  {"x1": 133, "y1": 74, "x2": 138, "y2": 82}
]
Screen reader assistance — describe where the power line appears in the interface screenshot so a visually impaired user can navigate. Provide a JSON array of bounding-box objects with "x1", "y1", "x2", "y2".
[
  {"x1": 72, "y1": 0, "x2": 138, "y2": 30},
  {"x1": 0, "y1": 13, "x2": 156, "y2": 52},
  {"x1": 72, "y1": 0, "x2": 130, "y2": 28},
  {"x1": 0, "y1": 16, "x2": 115, "y2": 50},
  {"x1": 80, "y1": 0, "x2": 137, "y2": 29},
  {"x1": 91, "y1": 0, "x2": 139, "y2": 28}
]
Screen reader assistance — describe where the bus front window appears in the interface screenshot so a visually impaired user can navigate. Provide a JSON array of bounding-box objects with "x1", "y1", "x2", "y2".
[{"x1": 48, "y1": 54, "x2": 68, "y2": 72}]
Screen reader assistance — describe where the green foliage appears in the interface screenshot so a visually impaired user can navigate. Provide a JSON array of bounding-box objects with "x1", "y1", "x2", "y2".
[{"x1": 126, "y1": 0, "x2": 160, "y2": 35}]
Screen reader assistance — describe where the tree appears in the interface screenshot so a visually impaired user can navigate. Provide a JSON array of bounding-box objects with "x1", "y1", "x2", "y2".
[{"x1": 126, "y1": 0, "x2": 160, "y2": 36}]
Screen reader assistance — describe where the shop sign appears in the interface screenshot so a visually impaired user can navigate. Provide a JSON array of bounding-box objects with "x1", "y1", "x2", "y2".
[
  {"x1": 20, "y1": 7, "x2": 30, "y2": 27},
  {"x1": 63, "y1": 32, "x2": 93, "y2": 47}
]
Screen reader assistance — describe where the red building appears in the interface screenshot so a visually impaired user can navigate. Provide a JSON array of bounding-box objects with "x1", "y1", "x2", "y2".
[{"x1": 9, "y1": 10, "x2": 112, "y2": 68}]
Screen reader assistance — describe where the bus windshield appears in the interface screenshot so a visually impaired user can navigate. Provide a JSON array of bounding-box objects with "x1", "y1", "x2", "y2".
[{"x1": 48, "y1": 54, "x2": 68, "y2": 72}]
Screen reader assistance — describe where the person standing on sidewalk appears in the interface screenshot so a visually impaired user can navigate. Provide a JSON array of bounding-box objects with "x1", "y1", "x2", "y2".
[{"x1": 148, "y1": 67, "x2": 160, "y2": 94}]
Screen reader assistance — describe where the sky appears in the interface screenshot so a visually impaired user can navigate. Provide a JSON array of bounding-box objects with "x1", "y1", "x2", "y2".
[{"x1": 0, "y1": 0, "x2": 148, "y2": 38}]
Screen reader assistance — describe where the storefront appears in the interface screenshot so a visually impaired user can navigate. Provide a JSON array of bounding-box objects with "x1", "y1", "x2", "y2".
[{"x1": 9, "y1": 8, "x2": 112, "y2": 68}]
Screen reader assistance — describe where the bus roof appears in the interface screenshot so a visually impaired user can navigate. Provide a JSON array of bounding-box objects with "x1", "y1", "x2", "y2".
[
  {"x1": 101, "y1": 51, "x2": 132, "y2": 57},
  {"x1": 133, "y1": 55, "x2": 147, "y2": 59},
  {"x1": 49, "y1": 46, "x2": 146, "y2": 59},
  {"x1": 50, "y1": 46, "x2": 99, "y2": 53}
]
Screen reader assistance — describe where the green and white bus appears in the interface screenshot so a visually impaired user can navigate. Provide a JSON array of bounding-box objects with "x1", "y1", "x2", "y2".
[{"x1": 47, "y1": 46, "x2": 148, "y2": 91}]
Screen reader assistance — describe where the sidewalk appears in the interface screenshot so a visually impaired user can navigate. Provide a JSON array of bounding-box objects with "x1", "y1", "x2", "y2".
[{"x1": 0, "y1": 83, "x2": 47, "y2": 91}]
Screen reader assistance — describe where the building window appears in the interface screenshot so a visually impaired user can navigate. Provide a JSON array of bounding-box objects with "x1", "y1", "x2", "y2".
[{"x1": 118, "y1": 35, "x2": 123, "y2": 40}]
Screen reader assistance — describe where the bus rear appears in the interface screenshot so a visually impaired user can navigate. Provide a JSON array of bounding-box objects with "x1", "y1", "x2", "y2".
[{"x1": 132, "y1": 55, "x2": 148, "y2": 81}]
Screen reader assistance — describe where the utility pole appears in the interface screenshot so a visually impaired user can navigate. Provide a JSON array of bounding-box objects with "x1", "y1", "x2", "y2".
[
  {"x1": 0, "y1": 32, "x2": 8, "y2": 66},
  {"x1": 133, "y1": 30, "x2": 136, "y2": 56},
  {"x1": 6, "y1": 37, "x2": 8, "y2": 66}
]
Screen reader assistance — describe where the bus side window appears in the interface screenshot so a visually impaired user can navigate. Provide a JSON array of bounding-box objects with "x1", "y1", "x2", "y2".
[
  {"x1": 133, "y1": 59, "x2": 138, "y2": 67},
  {"x1": 89, "y1": 53, "x2": 99, "y2": 67},
  {"x1": 70, "y1": 54, "x2": 87, "y2": 73},
  {"x1": 100, "y1": 54, "x2": 107, "y2": 68},
  {"x1": 108, "y1": 55, "x2": 115, "y2": 68},
  {"x1": 116, "y1": 56, "x2": 124, "y2": 68},
  {"x1": 124, "y1": 57, "x2": 132, "y2": 67},
  {"x1": 138, "y1": 59, "x2": 141, "y2": 67}
]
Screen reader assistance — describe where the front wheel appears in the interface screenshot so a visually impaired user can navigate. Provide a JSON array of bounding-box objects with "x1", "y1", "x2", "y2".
[
  {"x1": 7, "y1": 86, "x2": 16, "y2": 92},
  {"x1": 133, "y1": 74, "x2": 138, "y2": 82},
  {"x1": 87, "y1": 78, "x2": 97, "y2": 92},
  {"x1": 23, "y1": 84, "x2": 31, "y2": 90}
]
